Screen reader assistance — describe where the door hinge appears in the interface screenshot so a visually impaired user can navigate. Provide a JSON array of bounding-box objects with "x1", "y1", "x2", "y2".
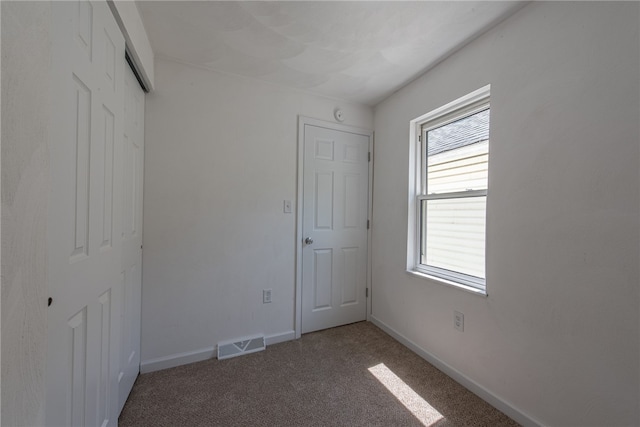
[
  {"x1": 368, "y1": 152, "x2": 371, "y2": 162},
  {"x1": 418, "y1": 134, "x2": 421, "y2": 142},
  {"x1": 367, "y1": 219, "x2": 370, "y2": 229},
  {"x1": 366, "y1": 288, "x2": 369, "y2": 298}
]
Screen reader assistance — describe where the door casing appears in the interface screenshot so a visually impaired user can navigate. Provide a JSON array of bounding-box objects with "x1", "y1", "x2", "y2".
[{"x1": 295, "y1": 116, "x2": 374, "y2": 338}]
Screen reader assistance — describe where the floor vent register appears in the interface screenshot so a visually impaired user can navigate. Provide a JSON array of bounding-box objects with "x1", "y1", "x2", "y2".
[{"x1": 217, "y1": 335, "x2": 266, "y2": 360}]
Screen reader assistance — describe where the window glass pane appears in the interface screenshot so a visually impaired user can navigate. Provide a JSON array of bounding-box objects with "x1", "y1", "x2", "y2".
[
  {"x1": 421, "y1": 196, "x2": 486, "y2": 279},
  {"x1": 426, "y1": 109, "x2": 489, "y2": 194},
  {"x1": 427, "y1": 109, "x2": 490, "y2": 156},
  {"x1": 427, "y1": 142, "x2": 488, "y2": 194}
]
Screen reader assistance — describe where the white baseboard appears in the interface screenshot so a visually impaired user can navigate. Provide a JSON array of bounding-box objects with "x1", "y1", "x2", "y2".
[
  {"x1": 369, "y1": 316, "x2": 543, "y2": 427},
  {"x1": 140, "y1": 346, "x2": 216, "y2": 373},
  {"x1": 140, "y1": 330, "x2": 297, "y2": 373},
  {"x1": 265, "y1": 330, "x2": 296, "y2": 346}
]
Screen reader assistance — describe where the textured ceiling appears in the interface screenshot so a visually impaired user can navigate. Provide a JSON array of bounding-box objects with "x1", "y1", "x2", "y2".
[{"x1": 137, "y1": 1, "x2": 525, "y2": 105}]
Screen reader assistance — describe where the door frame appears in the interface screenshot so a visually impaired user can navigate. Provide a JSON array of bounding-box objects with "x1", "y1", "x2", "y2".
[{"x1": 295, "y1": 116, "x2": 374, "y2": 339}]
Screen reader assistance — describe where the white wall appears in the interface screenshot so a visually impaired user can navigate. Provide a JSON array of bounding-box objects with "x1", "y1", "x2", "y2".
[
  {"x1": 141, "y1": 58, "x2": 373, "y2": 369},
  {"x1": 1, "y1": 2, "x2": 51, "y2": 425},
  {"x1": 372, "y1": 2, "x2": 639, "y2": 426}
]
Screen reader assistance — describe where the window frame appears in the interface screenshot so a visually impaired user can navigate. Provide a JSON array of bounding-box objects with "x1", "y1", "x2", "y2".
[{"x1": 407, "y1": 85, "x2": 490, "y2": 296}]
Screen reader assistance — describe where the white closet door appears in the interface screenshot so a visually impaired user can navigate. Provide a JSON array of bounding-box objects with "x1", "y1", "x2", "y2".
[
  {"x1": 46, "y1": 2, "x2": 125, "y2": 426},
  {"x1": 301, "y1": 123, "x2": 370, "y2": 333},
  {"x1": 118, "y1": 62, "x2": 145, "y2": 414}
]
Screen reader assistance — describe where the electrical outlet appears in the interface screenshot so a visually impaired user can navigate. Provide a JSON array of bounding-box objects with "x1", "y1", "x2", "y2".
[
  {"x1": 263, "y1": 289, "x2": 272, "y2": 304},
  {"x1": 454, "y1": 311, "x2": 464, "y2": 332}
]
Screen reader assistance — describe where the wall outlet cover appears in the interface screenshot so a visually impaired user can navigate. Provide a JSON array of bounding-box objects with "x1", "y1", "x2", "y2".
[
  {"x1": 263, "y1": 289, "x2": 272, "y2": 304},
  {"x1": 454, "y1": 311, "x2": 464, "y2": 332}
]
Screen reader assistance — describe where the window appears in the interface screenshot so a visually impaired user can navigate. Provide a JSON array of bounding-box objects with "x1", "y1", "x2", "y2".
[{"x1": 408, "y1": 86, "x2": 490, "y2": 294}]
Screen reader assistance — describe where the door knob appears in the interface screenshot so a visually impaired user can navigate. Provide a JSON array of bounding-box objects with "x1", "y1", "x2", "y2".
[{"x1": 304, "y1": 237, "x2": 314, "y2": 245}]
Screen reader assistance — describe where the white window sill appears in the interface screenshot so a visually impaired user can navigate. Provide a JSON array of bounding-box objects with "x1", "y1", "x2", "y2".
[{"x1": 406, "y1": 269, "x2": 488, "y2": 297}]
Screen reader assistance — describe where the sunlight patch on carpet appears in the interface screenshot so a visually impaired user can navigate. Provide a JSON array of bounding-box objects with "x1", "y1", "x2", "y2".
[{"x1": 368, "y1": 363, "x2": 444, "y2": 426}]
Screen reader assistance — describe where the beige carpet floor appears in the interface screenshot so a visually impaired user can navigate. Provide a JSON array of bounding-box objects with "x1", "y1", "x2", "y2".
[{"x1": 119, "y1": 322, "x2": 520, "y2": 426}]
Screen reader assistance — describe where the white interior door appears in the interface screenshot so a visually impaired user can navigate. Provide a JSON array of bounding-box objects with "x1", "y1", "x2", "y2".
[
  {"x1": 118, "y1": 62, "x2": 145, "y2": 413},
  {"x1": 46, "y1": 2, "x2": 125, "y2": 426},
  {"x1": 301, "y1": 121, "x2": 371, "y2": 334}
]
